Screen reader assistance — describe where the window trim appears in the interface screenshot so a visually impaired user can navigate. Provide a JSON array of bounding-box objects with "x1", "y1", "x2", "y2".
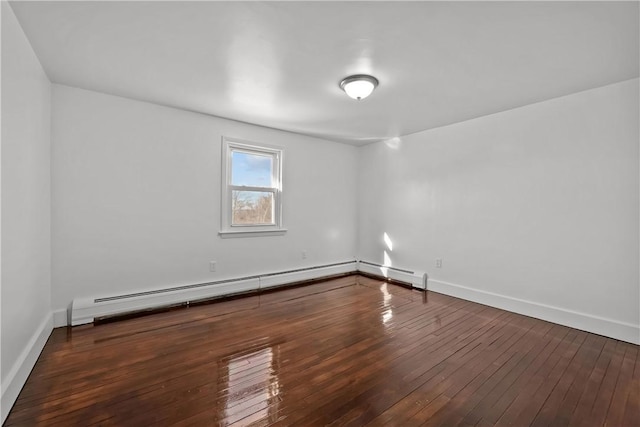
[{"x1": 219, "y1": 137, "x2": 285, "y2": 238}]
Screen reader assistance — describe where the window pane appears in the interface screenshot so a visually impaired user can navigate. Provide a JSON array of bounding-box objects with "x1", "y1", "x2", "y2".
[
  {"x1": 232, "y1": 191, "x2": 274, "y2": 225},
  {"x1": 231, "y1": 151, "x2": 273, "y2": 187}
]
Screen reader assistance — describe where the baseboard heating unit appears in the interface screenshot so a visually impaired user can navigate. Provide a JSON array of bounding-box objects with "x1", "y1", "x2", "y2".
[
  {"x1": 71, "y1": 261, "x2": 357, "y2": 326},
  {"x1": 356, "y1": 261, "x2": 425, "y2": 289}
]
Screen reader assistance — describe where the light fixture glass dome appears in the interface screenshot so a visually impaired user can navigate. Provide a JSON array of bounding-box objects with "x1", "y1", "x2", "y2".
[{"x1": 339, "y1": 74, "x2": 379, "y2": 100}]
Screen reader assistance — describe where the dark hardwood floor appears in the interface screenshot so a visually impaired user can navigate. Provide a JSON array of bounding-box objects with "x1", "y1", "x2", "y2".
[{"x1": 5, "y1": 275, "x2": 639, "y2": 426}]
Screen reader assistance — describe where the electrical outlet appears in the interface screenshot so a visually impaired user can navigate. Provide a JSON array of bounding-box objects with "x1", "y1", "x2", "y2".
[
  {"x1": 209, "y1": 261, "x2": 217, "y2": 272},
  {"x1": 302, "y1": 250, "x2": 308, "y2": 259},
  {"x1": 435, "y1": 258, "x2": 442, "y2": 268}
]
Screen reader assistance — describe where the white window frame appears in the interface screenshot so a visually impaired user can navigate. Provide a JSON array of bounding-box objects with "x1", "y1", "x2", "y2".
[{"x1": 219, "y1": 137, "x2": 285, "y2": 238}]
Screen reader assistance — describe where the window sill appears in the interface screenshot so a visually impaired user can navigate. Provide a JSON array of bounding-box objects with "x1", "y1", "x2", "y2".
[{"x1": 218, "y1": 229, "x2": 288, "y2": 239}]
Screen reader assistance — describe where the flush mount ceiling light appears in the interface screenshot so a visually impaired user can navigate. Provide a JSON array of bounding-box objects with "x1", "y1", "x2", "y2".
[{"x1": 339, "y1": 74, "x2": 379, "y2": 100}]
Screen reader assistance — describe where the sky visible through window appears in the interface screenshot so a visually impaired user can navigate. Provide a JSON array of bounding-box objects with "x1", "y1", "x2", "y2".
[{"x1": 231, "y1": 151, "x2": 272, "y2": 187}]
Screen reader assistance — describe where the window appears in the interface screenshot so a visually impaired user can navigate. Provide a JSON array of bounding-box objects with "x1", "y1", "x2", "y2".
[{"x1": 220, "y1": 138, "x2": 285, "y2": 237}]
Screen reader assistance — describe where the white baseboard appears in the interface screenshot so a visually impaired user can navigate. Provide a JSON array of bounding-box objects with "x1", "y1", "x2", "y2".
[
  {"x1": 53, "y1": 309, "x2": 69, "y2": 327},
  {"x1": 428, "y1": 278, "x2": 640, "y2": 345},
  {"x1": 1, "y1": 313, "x2": 53, "y2": 424},
  {"x1": 71, "y1": 261, "x2": 358, "y2": 326},
  {"x1": 354, "y1": 264, "x2": 639, "y2": 345}
]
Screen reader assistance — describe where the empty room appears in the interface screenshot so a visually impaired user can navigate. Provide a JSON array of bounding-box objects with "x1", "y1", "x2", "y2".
[{"x1": 1, "y1": 1, "x2": 639, "y2": 426}]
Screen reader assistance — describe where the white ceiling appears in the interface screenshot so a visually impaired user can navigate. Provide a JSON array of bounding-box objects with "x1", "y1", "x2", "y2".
[{"x1": 9, "y1": 1, "x2": 639, "y2": 146}]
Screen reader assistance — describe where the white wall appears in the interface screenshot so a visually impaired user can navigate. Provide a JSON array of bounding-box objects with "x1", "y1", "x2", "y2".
[
  {"x1": 51, "y1": 84, "x2": 358, "y2": 311},
  {"x1": 1, "y1": 1, "x2": 52, "y2": 420},
  {"x1": 358, "y1": 79, "x2": 639, "y2": 342}
]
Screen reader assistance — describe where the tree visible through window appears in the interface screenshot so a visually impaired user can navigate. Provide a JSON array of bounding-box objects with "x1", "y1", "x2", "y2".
[{"x1": 221, "y1": 139, "x2": 283, "y2": 235}]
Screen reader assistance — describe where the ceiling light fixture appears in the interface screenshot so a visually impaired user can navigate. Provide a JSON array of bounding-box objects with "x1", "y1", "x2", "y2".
[{"x1": 339, "y1": 74, "x2": 379, "y2": 100}]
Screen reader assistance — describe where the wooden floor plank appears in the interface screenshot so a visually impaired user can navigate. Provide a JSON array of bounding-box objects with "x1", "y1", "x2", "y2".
[
  {"x1": 301, "y1": 308, "x2": 520, "y2": 426},
  {"x1": 494, "y1": 329, "x2": 588, "y2": 426},
  {"x1": 619, "y1": 344, "x2": 640, "y2": 427},
  {"x1": 599, "y1": 343, "x2": 637, "y2": 427},
  {"x1": 4, "y1": 275, "x2": 638, "y2": 427},
  {"x1": 529, "y1": 333, "x2": 605, "y2": 427},
  {"x1": 567, "y1": 339, "x2": 618, "y2": 427}
]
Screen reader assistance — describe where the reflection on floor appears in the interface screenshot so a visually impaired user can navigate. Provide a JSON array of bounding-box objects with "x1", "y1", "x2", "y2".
[{"x1": 221, "y1": 345, "x2": 281, "y2": 425}]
